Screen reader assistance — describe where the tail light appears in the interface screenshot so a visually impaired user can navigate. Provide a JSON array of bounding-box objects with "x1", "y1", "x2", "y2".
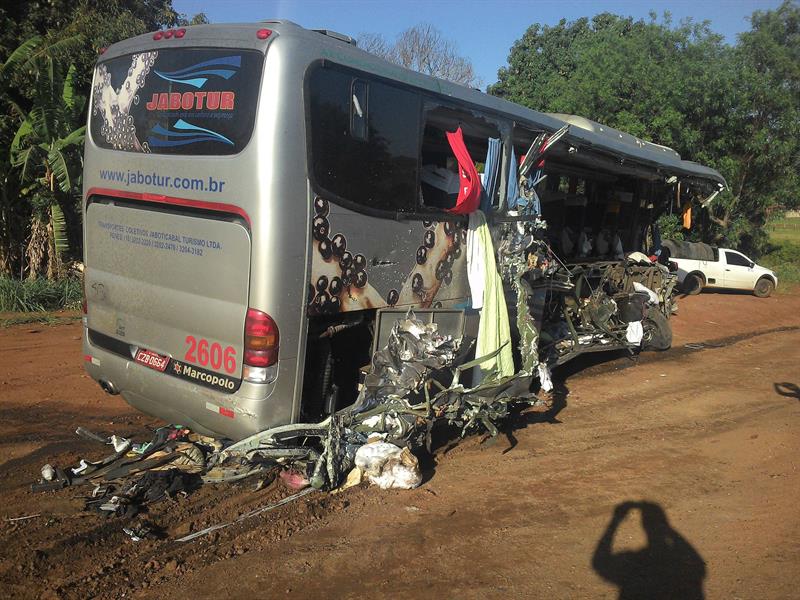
[
  {"x1": 256, "y1": 28, "x2": 272, "y2": 40},
  {"x1": 243, "y1": 308, "x2": 279, "y2": 384}
]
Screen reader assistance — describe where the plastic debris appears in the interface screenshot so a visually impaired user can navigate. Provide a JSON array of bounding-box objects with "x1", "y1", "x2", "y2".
[
  {"x1": 633, "y1": 281, "x2": 659, "y2": 305},
  {"x1": 110, "y1": 435, "x2": 131, "y2": 453},
  {"x1": 279, "y1": 469, "x2": 310, "y2": 490},
  {"x1": 355, "y1": 442, "x2": 422, "y2": 490},
  {"x1": 41, "y1": 464, "x2": 55, "y2": 482},
  {"x1": 537, "y1": 363, "x2": 554, "y2": 393},
  {"x1": 332, "y1": 467, "x2": 363, "y2": 494},
  {"x1": 626, "y1": 321, "x2": 644, "y2": 344}
]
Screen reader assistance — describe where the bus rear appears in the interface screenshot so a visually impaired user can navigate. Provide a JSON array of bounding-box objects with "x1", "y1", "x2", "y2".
[{"x1": 82, "y1": 24, "x2": 305, "y2": 439}]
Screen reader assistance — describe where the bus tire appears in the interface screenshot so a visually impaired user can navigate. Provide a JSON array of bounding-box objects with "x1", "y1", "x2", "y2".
[
  {"x1": 642, "y1": 308, "x2": 672, "y2": 351},
  {"x1": 683, "y1": 273, "x2": 704, "y2": 295},
  {"x1": 753, "y1": 277, "x2": 774, "y2": 298}
]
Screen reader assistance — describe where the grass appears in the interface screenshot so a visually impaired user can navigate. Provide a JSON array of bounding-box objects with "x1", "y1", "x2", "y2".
[
  {"x1": 767, "y1": 217, "x2": 800, "y2": 244},
  {"x1": 761, "y1": 217, "x2": 800, "y2": 289},
  {"x1": 0, "y1": 276, "x2": 82, "y2": 313}
]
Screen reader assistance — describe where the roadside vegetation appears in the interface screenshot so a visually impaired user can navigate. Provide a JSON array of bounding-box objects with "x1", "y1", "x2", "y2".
[
  {"x1": 0, "y1": 275, "x2": 81, "y2": 312},
  {"x1": 0, "y1": 2, "x2": 207, "y2": 313},
  {"x1": 763, "y1": 217, "x2": 800, "y2": 287},
  {"x1": 1, "y1": 2, "x2": 797, "y2": 313},
  {"x1": 489, "y1": 2, "x2": 799, "y2": 257}
]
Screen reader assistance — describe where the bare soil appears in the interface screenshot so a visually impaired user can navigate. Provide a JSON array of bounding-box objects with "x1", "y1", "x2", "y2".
[{"x1": 1, "y1": 290, "x2": 799, "y2": 599}]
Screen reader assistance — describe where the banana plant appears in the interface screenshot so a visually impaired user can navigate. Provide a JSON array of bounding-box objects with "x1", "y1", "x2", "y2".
[{"x1": 3, "y1": 33, "x2": 86, "y2": 278}]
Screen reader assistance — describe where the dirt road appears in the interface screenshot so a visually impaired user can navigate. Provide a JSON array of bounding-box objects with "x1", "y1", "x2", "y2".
[{"x1": 1, "y1": 291, "x2": 799, "y2": 599}]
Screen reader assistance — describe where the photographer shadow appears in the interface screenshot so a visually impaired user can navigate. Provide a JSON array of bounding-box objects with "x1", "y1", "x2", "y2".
[{"x1": 592, "y1": 501, "x2": 706, "y2": 600}]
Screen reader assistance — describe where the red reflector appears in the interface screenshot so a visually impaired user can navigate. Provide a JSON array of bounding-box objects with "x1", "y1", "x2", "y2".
[
  {"x1": 153, "y1": 31, "x2": 163, "y2": 40},
  {"x1": 219, "y1": 406, "x2": 235, "y2": 419},
  {"x1": 257, "y1": 28, "x2": 272, "y2": 40},
  {"x1": 164, "y1": 29, "x2": 174, "y2": 39},
  {"x1": 175, "y1": 28, "x2": 186, "y2": 38},
  {"x1": 84, "y1": 354, "x2": 93, "y2": 362},
  {"x1": 244, "y1": 348, "x2": 278, "y2": 367}
]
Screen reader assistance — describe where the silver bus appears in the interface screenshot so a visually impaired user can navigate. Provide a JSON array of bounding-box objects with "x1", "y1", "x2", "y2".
[{"x1": 82, "y1": 21, "x2": 725, "y2": 440}]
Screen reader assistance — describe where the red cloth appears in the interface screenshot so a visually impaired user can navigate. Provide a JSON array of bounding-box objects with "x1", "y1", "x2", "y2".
[{"x1": 445, "y1": 127, "x2": 482, "y2": 214}]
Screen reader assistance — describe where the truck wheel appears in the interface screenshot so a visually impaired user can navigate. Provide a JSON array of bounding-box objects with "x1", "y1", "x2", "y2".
[
  {"x1": 683, "y1": 273, "x2": 703, "y2": 295},
  {"x1": 642, "y1": 308, "x2": 672, "y2": 351},
  {"x1": 754, "y1": 277, "x2": 774, "y2": 298}
]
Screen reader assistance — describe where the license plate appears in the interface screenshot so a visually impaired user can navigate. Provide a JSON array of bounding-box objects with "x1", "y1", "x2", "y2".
[{"x1": 134, "y1": 348, "x2": 170, "y2": 372}]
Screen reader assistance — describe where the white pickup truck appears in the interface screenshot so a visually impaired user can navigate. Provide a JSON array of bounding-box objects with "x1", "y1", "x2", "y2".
[{"x1": 661, "y1": 240, "x2": 778, "y2": 297}]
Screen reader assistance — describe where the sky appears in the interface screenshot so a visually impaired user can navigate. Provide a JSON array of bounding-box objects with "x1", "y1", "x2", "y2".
[{"x1": 172, "y1": 0, "x2": 784, "y2": 86}]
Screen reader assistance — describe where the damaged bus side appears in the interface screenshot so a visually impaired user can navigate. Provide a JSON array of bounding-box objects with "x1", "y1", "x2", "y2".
[{"x1": 82, "y1": 21, "x2": 726, "y2": 441}]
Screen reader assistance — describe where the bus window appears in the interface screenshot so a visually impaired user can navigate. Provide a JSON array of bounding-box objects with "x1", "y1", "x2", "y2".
[
  {"x1": 419, "y1": 105, "x2": 500, "y2": 211},
  {"x1": 308, "y1": 65, "x2": 420, "y2": 213},
  {"x1": 90, "y1": 49, "x2": 264, "y2": 155}
]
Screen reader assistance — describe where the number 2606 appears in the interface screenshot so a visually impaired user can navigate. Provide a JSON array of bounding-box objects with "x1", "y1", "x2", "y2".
[{"x1": 184, "y1": 336, "x2": 236, "y2": 373}]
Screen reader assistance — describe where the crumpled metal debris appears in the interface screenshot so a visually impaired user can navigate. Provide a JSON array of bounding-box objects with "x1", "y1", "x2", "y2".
[
  {"x1": 354, "y1": 316, "x2": 462, "y2": 413},
  {"x1": 33, "y1": 316, "x2": 542, "y2": 533},
  {"x1": 216, "y1": 312, "x2": 543, "y2": 492}
]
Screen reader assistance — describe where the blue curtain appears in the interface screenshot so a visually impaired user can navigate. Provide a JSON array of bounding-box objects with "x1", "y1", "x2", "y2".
[
  {"x1": 480, "y1": 137, "x2": 501, "y2": 213},
  {"x1": 506, "y1": 146, "x2": 519, "y2": 210}
]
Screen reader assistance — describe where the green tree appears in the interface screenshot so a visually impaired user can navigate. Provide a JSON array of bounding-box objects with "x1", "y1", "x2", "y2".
[
  {"x1": 490, "y1": 13, "x2": 733, "y2": 159},
  {"x1": 706, "y1": 1, "x2": 800, "y2": 251},
  {"x1": 489, "y1": 3, "x2": 800, "y2": 255}
]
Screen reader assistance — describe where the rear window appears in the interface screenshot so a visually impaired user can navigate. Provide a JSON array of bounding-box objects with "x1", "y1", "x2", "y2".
[{"x1": 90, "y1": 48, "x2": 263, "y2": 155}]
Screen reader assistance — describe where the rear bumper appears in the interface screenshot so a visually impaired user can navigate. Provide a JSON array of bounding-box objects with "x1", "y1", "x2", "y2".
[{"x1": 82, "y1": 326, "x2": 295, "y2": 439}]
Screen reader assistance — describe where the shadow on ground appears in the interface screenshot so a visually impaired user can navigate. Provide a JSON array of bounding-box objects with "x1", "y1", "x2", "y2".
[
  {"x1": 774, "y1": 382, "x2": 800, "y2": 400},
  {"x1": 593, "y1": 500, "x2": 706, "y2": 600}
]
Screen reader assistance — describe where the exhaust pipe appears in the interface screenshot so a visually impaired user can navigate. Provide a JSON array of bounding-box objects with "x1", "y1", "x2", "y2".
[{"x1": 98, "y1": 379, "x2": 120, "y2": 395}]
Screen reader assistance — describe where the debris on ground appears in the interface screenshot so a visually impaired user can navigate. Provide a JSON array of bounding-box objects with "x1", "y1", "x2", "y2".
[
  {"x1": 31, "y1": 313, "x2": 545, "y2": 539},
  {"x1": 355, "y1": 442, "x2": 422, "y2": 490}
]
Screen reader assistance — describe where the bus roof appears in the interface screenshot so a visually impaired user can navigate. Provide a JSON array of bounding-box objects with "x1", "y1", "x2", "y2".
[{"x1": 102, "y1": 20, "x2": 727, "y2": 189}]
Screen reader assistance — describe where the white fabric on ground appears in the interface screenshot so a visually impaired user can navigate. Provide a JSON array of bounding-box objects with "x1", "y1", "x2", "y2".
[{"x1": 626, "y1": 321, "x2": 644, "y2": 344}]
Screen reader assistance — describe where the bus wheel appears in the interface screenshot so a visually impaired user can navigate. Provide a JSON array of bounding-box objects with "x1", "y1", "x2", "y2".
[
  {"x1": 754, "y1": 277, "x2": 774, "y2": 298},
  {"x1": 683, "y1": 273, "x2": 703, "y2": 295},
  {"x1": 642, "y1": 308, "x2": 672, "y2": 351}
]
